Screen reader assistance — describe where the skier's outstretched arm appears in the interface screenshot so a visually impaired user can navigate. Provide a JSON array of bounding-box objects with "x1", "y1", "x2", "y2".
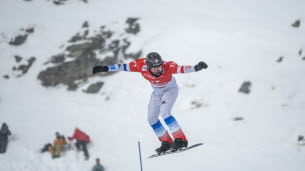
[
  {"x1": 92, "y1": 64, "x2": 131, "y2": 74},
  {"x1": 174, "y1": 61, "x2": 208, "y2": 74}
]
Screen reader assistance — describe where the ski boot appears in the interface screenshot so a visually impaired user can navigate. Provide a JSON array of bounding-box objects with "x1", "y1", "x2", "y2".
[
  {"x1": 155, "y1": 141, "x2": 171, "y2": 155},
  {"x1": 170, "y1": 138, "x2": 188, "y2": 152}
]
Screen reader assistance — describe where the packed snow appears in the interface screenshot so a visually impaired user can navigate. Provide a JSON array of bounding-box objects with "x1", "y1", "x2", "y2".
[{"x1": 1, "y1": 0, "x2": 305, "y2": 171}]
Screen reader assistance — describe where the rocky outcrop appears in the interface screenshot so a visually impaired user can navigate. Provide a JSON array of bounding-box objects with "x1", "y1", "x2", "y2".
[
  {"x1": 125, "y1": 18, "x2": 140, "y2": 34},
  {"x1": 38, "y1": 18, "x2": 142, "y2": 93},
  {"x1": 238, "y1": 81, "x2": 251, "y2": 94},
  {"x1": 9, "y1": 27, "x2": 34, "y2": 46},
  {"x1": 50, "y1": 54, "x2": 65, "y2": 64},
  {"x1": 9, "y1": 35, "x2": 28, "y2": 46},
  {"x1": 277, "y1": 56, "x2": 283, "y2": 63},
  {"x1": 13, "y1": 57, "x2": 36, "y2": 77},
  {"x1": 15, "y1": 55, "x2": 22, "y2": 63},
  {"x1": 291, "y1": 19, "x2": 301, "y2": 28}
]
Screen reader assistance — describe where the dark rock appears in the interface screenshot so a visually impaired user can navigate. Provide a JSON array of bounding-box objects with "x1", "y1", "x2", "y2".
[
  {"x1": 66, "y1": 35, "x2": 105, "y2": 58},
  {"x1": 66, "y1": 43, "x2": 92, "y2": 58},
  {"x1": 100, "y1": 28, "x2": 113, "y2": 39},
  {"x1": 25, "y1": 27, "x2": 34, "y2": 34},
  {"x1": 191, "y1": 101, "x2": 202, "y2": 109},
  {"x1": 53, "y1": 0, "x2": 66, "y2": 5},
  {"x1": 37, "y1": 51, "x2": 115, "y2": 90},
  {"x1": 51, "y1": 0, "x2": 88, "y2": 5},
  {"x1": 277, "y1": 56, "x2": 283, "y2": 63},
  {"x1": 14, "y1": 55, "x2": 22, "y2": 63},
  {"x1": 3, "y1": 75, "x2": 9, "y2": 79},
  {"x1": 83, "y1": 82, "x2": 104, "y2": 93},
  {"x1": 82, "y1": 21, "x2": 89, "y2": 28},
  {"x1": 15, "y1": 57, "x2": 36, "y2": 76},
  {"x1": 89, "y1": 35, "x2": 105, "y2": 49},
  {"x1": 68, "y1": 25, "x2": 90, "y2": 43},
  {"x1": 298, "y1": 135, "x2": 304, "y2": 141},
  {"x1": 109, "y1": 40, "x2": 120, "y2": 51},
  {"x1": 299, "y1": 49, "x2": 303, "y2": 56},
  {"x1": 126, "y1": 18, "x2": 139, "y2": 25},
  {"x1": 39, "y1": 50, "x2": 98, "y2": 90},
  {"x1": 69, "y1": 33, "x2": 84, "y2": 43},
  {"x1": 292, "y1": 19, "x2": 301, "y2": 28},
  {"x1": 303, "y1": 56, "x2": 305, "y2": 61},
  {"x1": 38, "y1": 19, "x2": 141, "y2": 91},
  {"x1": 84, "y1": 30, "x2": 89, "y2": 37},
  {"x1": 125, "y1": 17, "x2": 140, "y2": 34},
  {"x1": 239, "y1": 81, "x2": 251, "y2": 94},
  {"x1": 51, "y1": 54, "x2": 65, "y2": 64},
  {"x1": 9, "y1": 34, "x2": 28, "y2": 46},
  {"x1": 233, "y1": 117, "x2": 244, "y2": 121}
]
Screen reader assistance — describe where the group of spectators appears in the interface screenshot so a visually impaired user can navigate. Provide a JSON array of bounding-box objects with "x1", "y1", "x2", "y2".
[
  {"x1": 1, "y1": 123, "x2": 104, "y2": 171},
  {"x1": 41, "y1": 127, "x2": 90, "y2": 160}
]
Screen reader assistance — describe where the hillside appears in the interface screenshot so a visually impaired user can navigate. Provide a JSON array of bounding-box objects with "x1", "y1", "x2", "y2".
[{"x1": 1, "y1": 0, "x2": 305, "y2": 171}]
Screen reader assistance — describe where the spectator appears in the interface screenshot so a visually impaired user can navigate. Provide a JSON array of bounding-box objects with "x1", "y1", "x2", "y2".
[
  {"x1": 68, "y1": 128, "x2": 90, "y2": 160},
  {"x1": 92, "y1": 158, "x2": 105, "y2": 171},
  {"x1": 41, "y1": 132, "x2": 67, "y2": 158},
  {"x1": 0, "y1": 123, "x2": 11, "y2": 154},
  {"x1": 41, "y1": 143, "x2": 52, "y2": 153}
]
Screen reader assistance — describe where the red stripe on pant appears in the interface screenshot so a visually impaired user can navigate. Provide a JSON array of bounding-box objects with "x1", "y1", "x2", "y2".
[
  {"x1": 158, "y1": 131, "x2": 173, "y2": 144},
  {"x1": 172, "y1": 129, "x2": 187, "y2": 141}
]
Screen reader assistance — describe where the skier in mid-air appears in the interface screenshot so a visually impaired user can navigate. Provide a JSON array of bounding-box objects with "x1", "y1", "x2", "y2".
[{"x1": 92, "y1": 52, "x2": 208, "y2": 154}]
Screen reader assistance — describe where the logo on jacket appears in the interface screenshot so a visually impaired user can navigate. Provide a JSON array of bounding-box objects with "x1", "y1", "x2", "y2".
[
  {"x1": 110, "y1": 65, "x2": 116, "y2": 69},
  {"x1": 142, "y1": 66, "x2": 147, "y2": 71}
]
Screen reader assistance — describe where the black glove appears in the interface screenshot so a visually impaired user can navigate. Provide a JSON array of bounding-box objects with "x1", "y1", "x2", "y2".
[
  {"x1": 194, "y1": 61, "x2": 208, "y2": 71},
  {"x1": 92, "y1": 66, "x2": 109, "y2": 74}
]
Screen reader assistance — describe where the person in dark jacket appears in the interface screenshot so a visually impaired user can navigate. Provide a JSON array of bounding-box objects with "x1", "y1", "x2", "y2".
[
  {"x1": 92, "y1": 158, "x2": 105, "y2": 171},
  {"x1": 0, "y1": 123, "x2": 12, "y2": 153},
  {"x1": 68, "y1": 128, "x2": 90, "y2": 159}
]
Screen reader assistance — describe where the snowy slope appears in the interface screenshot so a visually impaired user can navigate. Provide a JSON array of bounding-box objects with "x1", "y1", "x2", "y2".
[{"x1": 1, "y1": 0, "x2": 305, "y2": 171}]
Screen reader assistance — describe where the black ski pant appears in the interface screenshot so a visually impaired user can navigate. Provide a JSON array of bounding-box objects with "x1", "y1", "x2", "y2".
[
  {"x1": 0, "y1": 137, "x2": 8, "y2": 153},
  {"x1": 75, "y1": 140, "x2": 89, "y2": 158}
]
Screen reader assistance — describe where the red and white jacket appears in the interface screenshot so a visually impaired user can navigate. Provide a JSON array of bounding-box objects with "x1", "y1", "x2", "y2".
[{"x1": 108, "y1": 58, "x2": 196, "y2": 91}]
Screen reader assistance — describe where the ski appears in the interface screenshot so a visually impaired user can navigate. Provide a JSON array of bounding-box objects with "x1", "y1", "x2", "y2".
[{"x1": 148, "y1": 143, "x2": 203, "y2": 159}]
